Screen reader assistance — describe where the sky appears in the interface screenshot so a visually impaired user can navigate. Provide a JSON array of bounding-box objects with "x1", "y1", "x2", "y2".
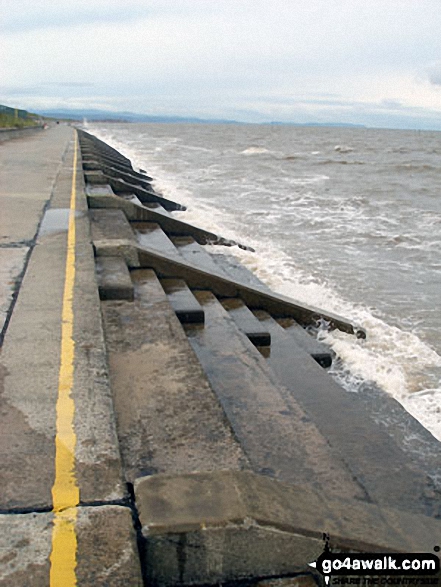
[{"x1": 1, "y1": 0, "x2": 441, "y2": 129}]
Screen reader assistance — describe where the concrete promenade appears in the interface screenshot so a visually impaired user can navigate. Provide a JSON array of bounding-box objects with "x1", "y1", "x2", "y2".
[
  {"x1": 0, "y1": 127, "x2": 141, "y2": 585},
  {"x1": 0, "y1": 127, "x2": 440, "y2": 586}
]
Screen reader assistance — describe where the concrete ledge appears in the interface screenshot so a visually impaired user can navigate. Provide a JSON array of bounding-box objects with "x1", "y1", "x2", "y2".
[
  {"x1": 0, "y1": 126, "x2": 45, "y2": 143},
  {"x1": 135, "y1": 470, "x2": 441, "y2": 585}
]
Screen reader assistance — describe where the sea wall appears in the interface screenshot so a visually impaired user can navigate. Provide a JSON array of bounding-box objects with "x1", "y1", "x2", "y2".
[{"x1": 0, "y1": 125, "x2": 45, "y2": 143}]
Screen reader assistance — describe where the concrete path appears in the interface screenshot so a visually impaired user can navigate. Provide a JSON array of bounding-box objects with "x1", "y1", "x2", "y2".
[
  {"x1": 0, "y1": 127, "x2": 142, "y2": 585},
  {"x1": 0, "y1": 126, "x2": 70, "y2": 338}
]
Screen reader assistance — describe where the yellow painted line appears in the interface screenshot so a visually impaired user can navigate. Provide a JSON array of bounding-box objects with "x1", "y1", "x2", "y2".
[{"x1": 50, "y1": 131, "x2": 80, "y2": 586}]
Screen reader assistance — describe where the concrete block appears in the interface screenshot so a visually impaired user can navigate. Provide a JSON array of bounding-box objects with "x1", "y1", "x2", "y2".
[
  {"x1": 221, "y1": 297, "x2": 271, "y2": 346},
  {"x1": 135, "y1": 470, "x2": 441, "y2": 586},
  {"x1": 276, "y1": 317, "x2": 332, "y2": 368},
  {"x1": 160, "y1": 278, "x2": 205, "y2": 323},
  {"x1": 132, "y1": 221, "x2": 181, "y2": 258},
  {"x1": 90, "y1": 209, "x2": 140, "y2": 268},
  {"x1": 96, "y1": 256, "x2": 134, "y2": 301},
  {"x1": 172, "y1": 236, "x2": 228, "y2": 277},
  {"x1": 89, "y1": 208, "x2": 136, "y2": 242}
]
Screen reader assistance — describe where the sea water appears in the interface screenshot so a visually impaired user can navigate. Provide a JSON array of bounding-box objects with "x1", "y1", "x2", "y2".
[{"x1": 84, "y1": 122, "x2": 441, "y2": 441}]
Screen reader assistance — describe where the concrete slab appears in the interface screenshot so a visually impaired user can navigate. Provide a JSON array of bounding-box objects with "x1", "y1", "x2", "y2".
[
  {"x1": 160, "y1": 278, "x2": 205, "y2": 324},
  {"x1": 212, "y1": 251, "x2": 272, "y2": 290},
  {"x1": 96, "y1": 256, "x2": 134, "y2": 301},
  {"x1": 0, "y1": 505, "x2": 142, "y2": 586},
  {"x1": 221, "y1": 297, "x2": 271, "y2": 346},
  {"x1": 0, "y1": 126, "x2": 72, "y2": 343},
  {"x1": 135, "y1": 470, "x2": 441, "y2": 586},
  {"x1": 0, "y1": 126, "x2": 71, "y2": 246},
  {"x1": 255, "y1": 311, "x2": 440, "y2": 516},
  {"x1": 276, "y1": 317, "x2": 333, "y2": 368},
  {"x1": 172, "y1": 236, "x2": 229, "y2": 277},
  {"x1": 132, "y1": 222, "x2": 181, "y2": 258},
  {"x1": 101, "y1": 269, "x2": 246, "y2": 483},
  {"x1": 0, "y1": 247, "x2": 28, "y2": 335},
  {"x1": 0, "y1": 132, "x2": 124, "y2": 510}
]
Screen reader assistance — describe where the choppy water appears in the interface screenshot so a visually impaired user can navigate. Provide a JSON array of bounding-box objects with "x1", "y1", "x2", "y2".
[{"x1": 85, "y1": 122, "x2": 441, "y2": 441}]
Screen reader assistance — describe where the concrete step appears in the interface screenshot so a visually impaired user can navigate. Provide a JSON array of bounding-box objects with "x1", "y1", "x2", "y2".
[
  {"x1": 79, "y1": 143, "x2": 131, "y2": 164},
  {"x1": 276, "y1": 317, "x2": 332, "y2": 368},
  {"x1": 254, "y1": 310, "x2": 439, "y2": 516},
  {"x1": 101, "y1": 269, "x2": 246, "y2": 483},
  {"x1": 90, "y1": 208, "x2": 136, "y2": 242},
  {"x1": 87, "y1": 186, "x2": 253, "y2": 250},
  {"x1": 160, "y1": 278, "x2": 205, "y2": 324},
  {"x1": 221, "y1": 297, "x2": 270, "y2": 346},
  {"x1": 85, "y1": 162, "x2": 154, "y2": 188},
  {"x1": 96, "y1": 256, "x2": 134, "y2": 301},
  {"x1": 185, "y1": 291, "x2": 365, "y2": 500},
  {"x1": 82, "y1": 158, "x2": 153, "y2": 181},
  {"x1": 81, "y1": 150, "x2": 134, "y2": 170},
  {"x1": 132, "y1": 221, "x2": 181, "y2": 259},
  {"x1": 90, "y1": 208, "x2": 140, "y2": 267},
  {"x1": 212, "y1": 252, "x2": 271, "y2": 291},
  {"x1": 107, "y1": 177, "x2": 185, "y2": 212},
  {"x1": 172, "y1": 236, "x2": 228, "y2": 276},
  {"x1": 135, "y1": 240, "x2": 361, "y2": 335}
]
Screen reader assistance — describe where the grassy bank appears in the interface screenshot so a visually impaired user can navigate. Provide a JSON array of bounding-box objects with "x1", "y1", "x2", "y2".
[{"x1": 0, "y1": 105, "x2": 42, "y2": 129}]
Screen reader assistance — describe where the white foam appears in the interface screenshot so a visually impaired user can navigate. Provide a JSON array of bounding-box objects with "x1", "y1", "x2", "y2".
[{"x1": 241, "y1": 147, "x2": 271, "y2": 155}]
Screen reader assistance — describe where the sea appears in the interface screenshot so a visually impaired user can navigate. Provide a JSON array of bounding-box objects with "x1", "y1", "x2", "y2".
[{"x1": 84, "y1": 122, "x2": 441, "y2": 442}]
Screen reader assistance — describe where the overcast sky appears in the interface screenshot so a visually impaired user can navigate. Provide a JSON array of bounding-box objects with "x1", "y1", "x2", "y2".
[{"x1": 1, "y1": 0, "x2": 441, "y2": 129}]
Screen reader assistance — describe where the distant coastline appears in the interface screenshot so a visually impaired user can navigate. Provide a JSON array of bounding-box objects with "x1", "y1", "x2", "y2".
[{"x1": 35, "y1": 107, "x2": 366, "y2": 128}]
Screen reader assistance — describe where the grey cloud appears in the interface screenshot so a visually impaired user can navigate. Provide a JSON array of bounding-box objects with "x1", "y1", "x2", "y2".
[
  {"x1": 0, "y1": 6, "x2": 152, "y2": 34},
  {"x1": 428, "y1": 63, "x2": 441, "y2": 85},
  {"x1": 45, "y1": 82, "x2": 95, "y2": 88}
]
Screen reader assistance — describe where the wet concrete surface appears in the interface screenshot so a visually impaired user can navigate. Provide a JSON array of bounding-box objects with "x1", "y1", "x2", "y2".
[
  {"x1": 0, "y1": 506, "x2": 142, "y2": 586},
  {"x1": 101, "y1": 269, "x2": 247, "y2": 482},
  {"x1": 185, "y1": 291, "x2": 365, "y2": 501}
]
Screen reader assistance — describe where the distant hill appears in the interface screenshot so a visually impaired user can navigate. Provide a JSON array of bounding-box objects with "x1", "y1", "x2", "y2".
[
  {"x1": 269, "y1": 121, "x2": 366, "y2": 128},
  {"x1": 0, "y1": 104, "x2": 43, "y2": 128},
  {"x1": 35, "y1": 108, "x2": 366, "y2": 128},
  {"x1": 35, "y1": 108, "x2": 240, "y2": 125}
]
